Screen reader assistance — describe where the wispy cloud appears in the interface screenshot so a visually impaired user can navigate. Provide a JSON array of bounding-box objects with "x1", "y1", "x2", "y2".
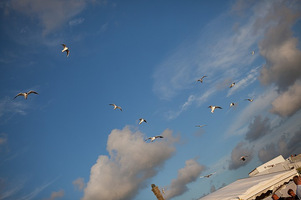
[
  {"x1": 227, "y1": 66, "x2": 261, "y2": 97},
  {"x1": 0, "y1": 180, "x2": 24, "y2": 200},
  {"x1": 0, "y1": 96, "x2": 28, "y2": 124},
  {"x1": 165, "y1": 85, "x2": 217, "y2": 120},
  {"x1": 8, "y1": 0, "x2": 90, "y2": 36},
  {"x1": 153, "y1": 2, "x2": 267, "y2": 124},
  {"x1": 43, "y1": 190, "x2": 64, "y2": 200},
  {"x1": 73, "y1": 178, "x2": 85, "y2": 191},
  {"x1": 0, "y1": 133, "x2": 8, "y2": 146},
  {"x1": 152, "y1": 6, "x2": 261, "y2": 101},
  {"x1": 69, "y1": 18, "x2": 85, "y2": 27},
  {"x1": 17, "y1": 177, "x2": 60, "y2": 200},
  {"x1": 82, "y1": 126, "x2": 178, "y2": 200}
]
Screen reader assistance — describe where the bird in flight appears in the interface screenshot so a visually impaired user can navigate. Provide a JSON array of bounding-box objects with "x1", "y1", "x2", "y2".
[
  {"x1": 230, "y1": 102, "x2": 235, "y2": 107},
  {"x1": 14, "y1": 90, "x2": 38, "y2": 100},
  {"x1": 109, "y1": 104, "x2": 122, "y2": 111},
  {"x1": 240, "y1": 156, "x2": 248, "y2": 161},
  {"x1": 139, "y1": 118, "x2": 147, "y2": 125},
  {"x1": 245, "y1": 98, "x2": 253, "y2": 102},
  {"x1": 195, "y1": 125, "x2": 207, "y2": 128},
  {"x1": 145, "y1": 135, "x2": 164, "y2": 142},
  {"x1": 61, "y1": 44, "x2": 70, "y2": 57},
  {"x1": 197, "y1": 76, "x2": 207, "y2": 83},
  {"x1": 229, "y1": 82, "x2": 235, "y2": 88},
  {"x1": 200, "y1": 172, "x2": 216, "y2": 178},
  {"x1": 251, "y1": 50, "x2": 255, "y2": 55},
  {"x1": 208, "y1": 105, "x2": 222, "y2": 113}
]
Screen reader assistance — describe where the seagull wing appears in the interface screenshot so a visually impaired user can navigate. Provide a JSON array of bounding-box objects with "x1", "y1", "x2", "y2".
[
  {"x1": 196, "y1": 125, "x2": 206, "y2": 128},
  {"x1": 28, "y1": 90, "x2": 38, "y2": 95},
  {"x1": 62, "y1": 44, "x2": 66, "y2": 47},
  {"x1": 155, "y1": 136, "x2": 164, "y2": 139},
  {"x1": 66, "y1": 50, "x2": 70, "y2": 57},
  {"x1": 145, "y1": 137, "x2": 151, "y2": 141},
  {"x1": 14, "y1": 93, "x2": 24, "y2": 99},
  {"x1": 215, "y1": 106, "x2": 222, "y2": 109}
]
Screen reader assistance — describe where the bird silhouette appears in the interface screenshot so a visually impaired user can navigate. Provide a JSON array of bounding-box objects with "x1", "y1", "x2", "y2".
[
  {"x1": 145, "y1": 136, "x2": 164, "y2": 142},
  {"x1": 14, "y1": 90, "x2": 38, "y2": 100},
  {"x1": 61, "y1": 44, "x2": 70, "y2": 57},
  {"x1": 109, "y1": 104, "x2": 122, "y2": 111},
  {"x1": 208, "y1": 105, "x2": 222, "y2": 113}
]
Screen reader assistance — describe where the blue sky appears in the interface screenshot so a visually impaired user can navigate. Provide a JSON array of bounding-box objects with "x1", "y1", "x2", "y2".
[{"x1": 0, "y1": 0, "x2": 301, "y2": 200}]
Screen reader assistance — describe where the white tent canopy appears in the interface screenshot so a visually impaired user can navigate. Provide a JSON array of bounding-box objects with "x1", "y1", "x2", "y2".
[{"x1": 199, "y1": 169, "x2": 298, "y2": 200}]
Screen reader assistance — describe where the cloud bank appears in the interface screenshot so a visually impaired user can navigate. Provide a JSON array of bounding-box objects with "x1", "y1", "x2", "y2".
[
  {"x1": 245, "y1": 115, "x2": 271, "y2": 142},
  {"x1": 82, "y1": 127, "x2": 177, "y2": 200},
  {"x1": 257, "y1": 0, "x2": 301, "y2": 117},
  {"x1": 258, "y1": 128, "x2": 301, "y2": 163}
]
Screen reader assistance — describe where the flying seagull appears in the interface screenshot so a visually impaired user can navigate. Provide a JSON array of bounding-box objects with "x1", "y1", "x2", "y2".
[
  {"x1": 208, "y1": 105, "x2": 222, "y2": 113},
  {"x1": 145, "y1": 135, "x2": 164, "y2": 142},
  {"x1": 109, "y1": 104, "x2": 122, "y2": 111},
  {"x1": 230, "y1": 102, "x2": 235, "y2": 107},
  {"x1": 139, "y1": 118, "x2": 147, "y2": 125},
  {"x1": 200, "y1": 172, "x2": 216, "y2": 178},
  {"x1": 240, "y1": 156, "x2": 248, "y2": 161},
  {"x1": 197, "y1": 76, "x2": 207, "y2": 83},
  {"x1": 61, "y1": 44, "x2": 70, "y2": 57},
  {"x1": 195, "y1": 125, "x2": 207, "y2": 128},
  {"x1": 14, "y1": 90, "x2": 38, "y2": 99},
  {"x1": 245, "y1": 98, "x2": 253, "y2": 102},
  {"x1": 251, "y1": 50, "x2": 255, "y2": 55},
  {"x1": 229, "y1": 82, "x2": 235, "y2": 88}
]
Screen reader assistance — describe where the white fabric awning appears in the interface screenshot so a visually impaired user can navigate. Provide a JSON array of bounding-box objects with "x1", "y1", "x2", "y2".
[{"x1": 199, "y1": 169, "x2": 298, "y2": 200}]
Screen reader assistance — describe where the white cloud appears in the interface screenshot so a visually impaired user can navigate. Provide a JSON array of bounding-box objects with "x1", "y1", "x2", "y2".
[
  {"x1": 164, "y1": 159, "x2": 205, "y2": 199},
  {"x1": 82, "y1": 126, "x2": 178, "y2": 200},
  {"x1": 271, "y1": 80, "x2": 301, "y2": 117}
]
